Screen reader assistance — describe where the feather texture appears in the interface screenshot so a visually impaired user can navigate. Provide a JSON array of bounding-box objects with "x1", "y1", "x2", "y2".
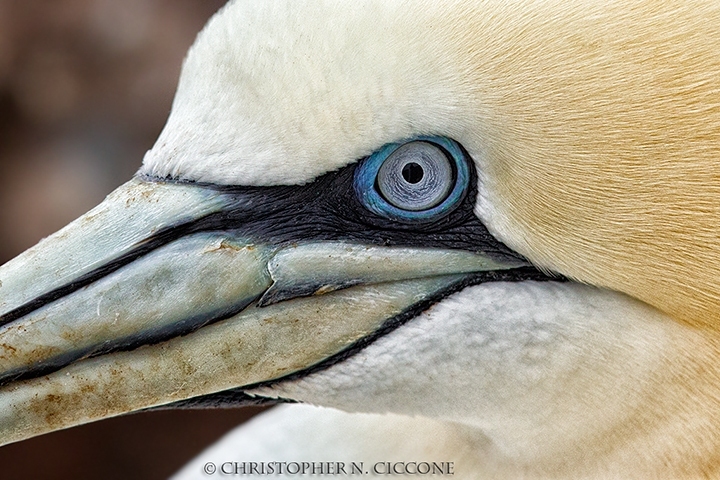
[{"x1": 142, "y1": 0, "x2": 720, "y2": 327}]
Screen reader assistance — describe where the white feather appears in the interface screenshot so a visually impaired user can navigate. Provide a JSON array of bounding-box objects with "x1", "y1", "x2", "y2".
[
  {"x1": 176, "y1": 282, "x2": 704, "y2": 477},
  {"x1": 141, "y1": 0, "x2": 475, "y2": 187}
]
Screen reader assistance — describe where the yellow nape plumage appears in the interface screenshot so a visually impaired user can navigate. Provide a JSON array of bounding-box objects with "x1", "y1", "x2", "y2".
[{"x1": 462, "y1": 0, "x2": 720, "y2": 329}]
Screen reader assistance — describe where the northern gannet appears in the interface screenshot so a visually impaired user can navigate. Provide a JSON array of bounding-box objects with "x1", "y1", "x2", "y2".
[{"x1": 1, "y1": 1, "x2": 720, "y2": 478}]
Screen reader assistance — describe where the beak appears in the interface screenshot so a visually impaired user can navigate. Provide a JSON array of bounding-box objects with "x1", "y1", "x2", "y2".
[{"x1": 0, "y1": 176, "x2": 527, "y2": 446}]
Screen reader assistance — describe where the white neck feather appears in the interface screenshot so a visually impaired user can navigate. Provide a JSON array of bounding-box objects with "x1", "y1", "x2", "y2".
[{"x1": 251, "y1": 281, "x2": 713, "y2": 476}]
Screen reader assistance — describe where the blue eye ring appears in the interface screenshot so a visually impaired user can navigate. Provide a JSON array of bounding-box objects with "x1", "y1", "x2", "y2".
[{"x1": 354, "y1": 136, "x2": 469, "y2": 222}]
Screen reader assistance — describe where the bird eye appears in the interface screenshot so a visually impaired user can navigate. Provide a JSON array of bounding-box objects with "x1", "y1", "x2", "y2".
[
  {"x1": 377, "y1": 142, "x2": 453, "y2": 211},
  {"x1": 354, "y1": 136, "x2": 469, "y2": 222}
]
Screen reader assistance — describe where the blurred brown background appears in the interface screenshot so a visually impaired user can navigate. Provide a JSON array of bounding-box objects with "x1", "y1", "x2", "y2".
[{"x1": 0, "y1": 1, "x2": 266, "y2": 479}]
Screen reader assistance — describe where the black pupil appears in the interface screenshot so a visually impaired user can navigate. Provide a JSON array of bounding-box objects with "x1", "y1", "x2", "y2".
[{"x1": 401, "y1": 162, "x2": 424, "y2": 184}]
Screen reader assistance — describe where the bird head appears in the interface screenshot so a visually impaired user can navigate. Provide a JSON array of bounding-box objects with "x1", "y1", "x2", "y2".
[{"x1": 1, "y1": 0, "x2": 719, "y2": 470}]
